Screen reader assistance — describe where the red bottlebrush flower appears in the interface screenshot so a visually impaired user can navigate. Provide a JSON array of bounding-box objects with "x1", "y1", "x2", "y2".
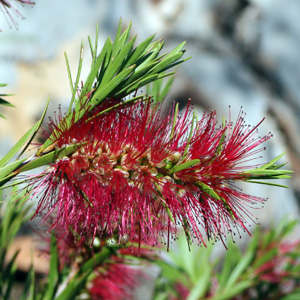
[
  {"x1": 29, "y1": 98, "x2": 271, "y2": 248},
  {"x1": 88, "y1": 262, "x2": 140, "y2": 300},
  {"x1": 0, "y1": 0, "x2": 34, "y2": 28}
]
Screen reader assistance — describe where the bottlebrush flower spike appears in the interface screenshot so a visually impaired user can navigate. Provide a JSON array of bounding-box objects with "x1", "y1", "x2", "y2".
[{"x1": 29, "y1": 98, "x2": 290, "y2": 248}]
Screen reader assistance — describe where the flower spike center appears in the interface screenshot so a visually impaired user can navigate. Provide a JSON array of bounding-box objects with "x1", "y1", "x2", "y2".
[{"x1": 66, "y1": 140, "x2": 182, "y2": 186}]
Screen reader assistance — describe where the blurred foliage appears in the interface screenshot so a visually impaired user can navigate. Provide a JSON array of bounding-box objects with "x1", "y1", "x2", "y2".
[
  {"x1": 0, "y1": 189, "x2": 117, "y2": 300},
  {"x1": 153, "y1": 219, "x2": 300, "y2": 300},
  {"x1": 0, "y1": 188, "x2": 31, "y2": 299}
]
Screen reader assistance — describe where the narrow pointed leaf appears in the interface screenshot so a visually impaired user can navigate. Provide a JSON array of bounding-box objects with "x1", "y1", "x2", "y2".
[
  {"x1": 0, "y1": 158, "x2": 27, "y2": 188},
  {"x1": 54, "y1": 273, "x2": 90, "y2": 300},
  {"x1": 246, "y1": 179, "x2": 290, "y2": 188},
  {"x1": 43, "y1": 234, "x2": 59, "y2": 300},
  {"x1": 196, "y1": 182, "x2": 221, "y2": 201},
  {"x1": 171, "y1": 159, "x2": 200, "y2": 173},
  {"x1": 21, "y1": 265, "x2": 36, "y2": 300},
  {"x1": 148, "y1": 52, "x2": 184, "y2": 74},
  {"x1": 260, "y1": 152, "x2": 286, "y2": 170},
  {"x1": 64, "y1": 52, "x2": 73, "y2": 94},
  {"x1": 123, "y1": 34, "x2": 156, "y2": 69},
  {"x1": 0, "y1": 98, "x2": 15, "y2": 107},
  {"x1": 115, "y1": 21, "x2": 132, "y2": 53},
  {"x1": 117, "y1": 73, "x2": 159, "y2": 96},
  {"x1": 159, "y1": 75, "x2": 175, "y2": 101},
  {"x1": 246, "y1": 169, "x2": 293, "y2": 176},
  {"x1": 90, "y1": 65, "x2": 135, "y2": 105},
  {"x1": 226, "y1": 250, "x2": 254, "y2": 287},
  {"x1": 68, "y1": 41, "x2": 84, "y2": 114},
  {"x1": 99, "y1": 36, "x2": 136, "y2": 88},
  {"x1": 18, "y1": 143, "x2": 82, "y2": 173},
  {"x1": 80, "y1": 37, "x2": 112, "y2": 101},
  {"x1": 111, "y1": 18, "x2": 123, "y2": 59}
]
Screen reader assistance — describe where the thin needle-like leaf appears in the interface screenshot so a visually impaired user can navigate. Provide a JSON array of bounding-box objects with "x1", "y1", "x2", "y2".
[{"x1": 68, "y1": 41, "x2": 84, "y2": 114}]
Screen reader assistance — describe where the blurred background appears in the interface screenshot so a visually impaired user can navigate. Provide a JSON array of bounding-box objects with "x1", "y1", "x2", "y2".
[{"x1": 0, "y1": 0, "x2": 300, "y2": 294}]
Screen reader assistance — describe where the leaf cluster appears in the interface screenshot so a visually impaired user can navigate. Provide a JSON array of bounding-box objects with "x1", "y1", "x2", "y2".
[{"x1": 245, "y1": 152, "x2": 293, "y2": 188}]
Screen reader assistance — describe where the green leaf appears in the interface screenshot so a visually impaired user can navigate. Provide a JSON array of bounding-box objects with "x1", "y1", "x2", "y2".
[
  {"x1": 154, "y1": 260, "x2": 187, "y2": 285},
  {"x1": 43, "y1": 234, "x2": 59, "y2": 300},
  {"x1": 77, "y1": 246, "x2": 113, "y2": 276},
  {"x1": 18, "y1": 143, "x2": 82, "y2": 173},
  {"x1": 160, "y1": 199, "x2": 175, "y2": 224},
  {"x1": 196, "y1": 182, "x2": 221, "y2": 201},
  {"x1": 148, "y1": 51, "x2": 184, "y2": 75},
  {"x1": 20, "y1": 265, "x2": 35, "y2": 300},
  {"x1": 114, "y1": 73, "x2": 161, "y2": 97},
  {"x1": 185, "y1": 249, "x2": 213, "y2": 300},
  {"x1": 281, "y1": 291, "x2": 300, "y2": 300},
  {"x1": 171, "y1": 159, "x2": 200, "y2": 173},
  {"x1": 245, "y1": 179, "x2": 290, "y2": 188},
  {"x1": 64, "y1": 52, "x2": 73, "y2": 94},
  {"x1": 253, "y1": 248, "x2": 277, "y2": 269},
  {"x1": 0, "y1": 191, "x2": 31, "y2": 300},
  {"x1": 88, "y1": 23, "x2": 99, "y2": 65},
  {"x1": 80, "y1": 36, "x2": 112, "y2": 102},
  {"x1": 0, "y1": 158, "x2": 27, "y2": 188},
  {"x1": 98, "y1": 36, "x2": 136, "y2": 88},
  {"x1": 0, "y1": 96, "x2": 50, "y2": 168},
  {"x1": 158, "y1": 75, "x2": 175, "y2": 101},
  {"x1": 246, "y1": 169, "x2": 293, "y2": 176},
  {"x1": 217, "y1": 242, "x2": 240, "y2": 289},
  {"x1": 70, "y1": 41, "x2": 84, "y2": 111},
  {"x1": 212, "y1": 280, "x2": 253, "y2": 300},
  {"x1": 0, "y1": 84, "x2": 14, "y2": 119},
  {"x1": 54, "y1": 273, "x2": 91, "y2": 300},
  {"x1": 182, "y1": 111, "x2": 196, "y2": 160},
  {"x1": 83, "y1": 21, "x2": 187, "y2": 108},
  {"x1": 170, "y1": 102, "x2": 179, "y2": 141},
  {"x1": 0, "y1": 98, "x2": 15, "y2": 107},
  {"x1": 187, "y1": 271, "x2": 211, "y2": 300},
  {"x1": 90, "y1": 65, "x2": 135, "y2": 106},
  {"x1": 0, "y1": 143, "x2": 83, "y2": 189},
  {"x1": 111, "y1": 18, "x2": 124, "y2": 58},
  {"x1": 123, "y1": 34, "x2": 156, "y2": 69},
  {"x1": 3, "y1": 251, "x2": 19, "y2": 299},
  {"x1": 85, "y1": 95, "x2": 144, "y2": 123},
  {"x1": 259, "y1": 152, "x2": 286, "y2": 170},
  {"x1": 226, "y1": 249, "x2": 254, "y2": 287},
  {"x1": 244, "y1": 152, "x2": 292, "y2": 187},
  {"x1": 55, "y1": 247, "x2": 113, "y2": 300}
]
